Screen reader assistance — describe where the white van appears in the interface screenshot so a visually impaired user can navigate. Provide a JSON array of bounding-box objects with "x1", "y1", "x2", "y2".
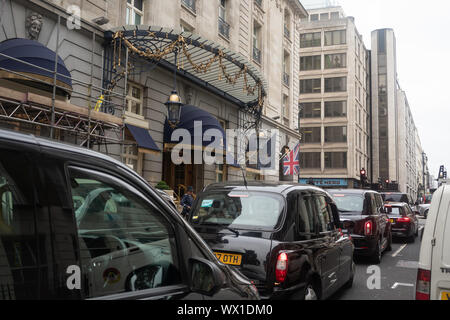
[{"x1": 416, "y1": 185, "x2": 450, "y2": 300}]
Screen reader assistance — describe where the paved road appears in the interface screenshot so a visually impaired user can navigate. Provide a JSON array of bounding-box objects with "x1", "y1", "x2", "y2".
[{"x1": 332, "y1": 217, "x2": 427, "y2": 300}]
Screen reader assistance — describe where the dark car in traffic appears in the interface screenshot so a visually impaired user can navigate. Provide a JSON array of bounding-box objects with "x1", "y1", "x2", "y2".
[
  {"x1": 381, "y1": 192, "x2": 414, "y2": 206},
  {"x1": 384, "y1": 202, "x2": 419, "y2": 242},
  {"x1": 188, "y1": 182, "x2": 355, "y2": 300},
  {"x1": 329, "y1": 189, "x2": 392, "y2": 264},
  {"x1": 0, "y1": 129, "x2": 258, "y2": 300}
]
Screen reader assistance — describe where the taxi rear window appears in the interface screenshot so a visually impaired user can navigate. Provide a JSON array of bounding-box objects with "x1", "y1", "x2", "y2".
[{"x1": 190, "y1": 191, "x2": 284, "y2": 230}]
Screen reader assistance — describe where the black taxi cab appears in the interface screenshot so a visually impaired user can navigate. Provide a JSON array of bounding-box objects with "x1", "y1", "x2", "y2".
[
  {"x1": 188, "y1": 182, "x2": 355, "y2": 300},
  {"x1": 0, "y1": 129, "x2": 258, "y2": 300}
]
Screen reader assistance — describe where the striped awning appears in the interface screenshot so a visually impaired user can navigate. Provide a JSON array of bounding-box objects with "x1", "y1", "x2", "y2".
[{"x1": 107, "y1": 25, "x2": 267, "y2": 109}]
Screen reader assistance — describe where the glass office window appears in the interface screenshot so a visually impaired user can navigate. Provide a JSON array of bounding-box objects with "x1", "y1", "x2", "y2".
[
  {"x1": 300, "y1": 102, "x2": 321, "y2": 119},
  {"x1": 325, "y1": 126, "x2": 347, "y2": 143},
  {"x1": 301, "y1": 127, "x2": 321, "y2": 143},
  {"x1": 324, "y1": 101, "x2": 347, "y2": 117},
  {"x1": 300, "y1": 55, "x2": 321, "y2": 71},
  {"x1": 325, "y1": 77, "x2": 347, "y2": 92},
  {"x1": 300, "y1": 79, "x2": 321, "y2": 94},
  {"x1": 325, "y1": 152, "x2": 347, "y2": 169}
]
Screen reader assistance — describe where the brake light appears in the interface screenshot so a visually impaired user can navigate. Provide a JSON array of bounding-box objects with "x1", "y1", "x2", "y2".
[
  {"x1": 275, "y1": 252, "x2": 288, "y2": 283},
  {"x1": 364, "y1": 220, "x2": 373, "y2": 236},
  {"x1": 398, "y1": 217, "x2": 411, "y2": 223},
  {"x1": 416, "y1": 269, "x2": 431, "y2": 300}
]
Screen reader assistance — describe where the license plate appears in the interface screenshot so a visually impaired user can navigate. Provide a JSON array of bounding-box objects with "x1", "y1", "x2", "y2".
[
  {"x1": 441, "y1": 291, "x2": 450, "y2": 300},
  {"x1": 214, "y1": 252, "x2": 242, "y2": 266},
  {"x1": 390, "y1": 219, "x2": 395, "y2": 223}
]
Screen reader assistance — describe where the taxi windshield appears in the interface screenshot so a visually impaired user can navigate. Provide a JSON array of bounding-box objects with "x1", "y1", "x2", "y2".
[{"x1": 190, "y1": 191, "x2": 285, "y2": 230}]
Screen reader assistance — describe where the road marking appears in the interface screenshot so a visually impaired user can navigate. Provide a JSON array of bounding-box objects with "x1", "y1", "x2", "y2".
[
  {"x1": 396, "y1": 260, "x2": 419, "y2": 269},
  {"x1": 392, "y1": 244, "x2": 407, "y2": 257},
  {"x1": 391, "y1": 282, "x2": 414, "y2": 289}
]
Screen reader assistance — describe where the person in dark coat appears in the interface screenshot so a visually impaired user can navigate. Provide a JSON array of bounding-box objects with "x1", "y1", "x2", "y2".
[{"x1": 180, "y1": 186, "x2": 194, "y2": 219}]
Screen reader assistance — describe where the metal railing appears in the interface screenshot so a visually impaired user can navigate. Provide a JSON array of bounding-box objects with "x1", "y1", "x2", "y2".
[
  {"x1": 181, "y1": 0, "x2": 196, "y2": 13},
  {"x1": 253, "y1": 47, "x2": 261, "y2": 64},
  {"x1": 284, "y1": 26, "x2": 290, "y2": 39},
  {"x1": 283, "y1": 73, "x2": 290, "y2": 87},
  {"x1": 218, "y1": 17, "x2": 230, "y2": 39}
]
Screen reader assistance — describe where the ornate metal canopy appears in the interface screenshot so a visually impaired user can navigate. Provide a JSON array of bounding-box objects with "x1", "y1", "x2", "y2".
[{"x1": 105, "y1": 25, "x2": 268, "y2": 130}]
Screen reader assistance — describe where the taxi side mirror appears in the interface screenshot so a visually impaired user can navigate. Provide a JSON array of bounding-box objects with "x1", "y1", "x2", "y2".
[{"x1": 189, "y1": 258, "x2": 225, "y2": 296}]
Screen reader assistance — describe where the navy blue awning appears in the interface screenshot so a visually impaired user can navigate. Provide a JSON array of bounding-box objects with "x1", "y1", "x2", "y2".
[
  {"x1": 0, "y1": 38, "x2": 72, "y2": 92},
  {"x1": 126, "y1": 124, "x2": 161, "y2": 153},
  {"x1": 163, "y1": 105, "x2": 226, "y2": 149}
]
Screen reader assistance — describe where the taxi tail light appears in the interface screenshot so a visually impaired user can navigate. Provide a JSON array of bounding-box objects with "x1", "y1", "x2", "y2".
[
  {"x1": 275, "y1": 252, "x2": 288, "y2": 283},
  {"x1": 398, "y1": 217, "x2": 411, "y2": 223},
  {"x1": 416, "y1": 268, "x2": 431, "y2": 300},
  {"x1": 364, "y1": 220, "x2": 373, "y2": 236}
]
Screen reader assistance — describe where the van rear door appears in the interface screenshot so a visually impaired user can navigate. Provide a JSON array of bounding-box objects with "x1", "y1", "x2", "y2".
[{"x1": 431, "y1": 186, "x2": 450, "y2": 300}]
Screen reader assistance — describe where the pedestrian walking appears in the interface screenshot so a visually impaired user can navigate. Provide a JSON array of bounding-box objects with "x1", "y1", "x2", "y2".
[{"x1": 180, "y1": 186, "x2": 194, "y2": 219}]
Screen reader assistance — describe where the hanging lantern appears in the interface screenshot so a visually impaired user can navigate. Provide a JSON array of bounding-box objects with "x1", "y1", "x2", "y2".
[{"x1": 165, "y1": 90, "x2": 183, "y2": 128}]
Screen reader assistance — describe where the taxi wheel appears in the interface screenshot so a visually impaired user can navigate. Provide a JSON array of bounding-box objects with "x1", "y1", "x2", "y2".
[
  {"x1": 301, "y1": 273, "x2": 320, "y2": 300},
  {"x1": 304, "y1": 283, "x2": 319, "y2": 300},
  {"x1": 372, "y1": 240, "x2": 382, "y2": 264},
  {"x1": 344, "y1": 262, "x2": 355, "y2": 289},
  {"x1": 386, "y1": 232, "x2": 393, "y2": 252},
  {"x1": 409, "y1": 233, "x2": 415, "y2": 243}
]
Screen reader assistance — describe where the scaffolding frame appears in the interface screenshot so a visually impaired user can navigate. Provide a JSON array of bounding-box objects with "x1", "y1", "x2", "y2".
[{"x1": 0, "y1": 14, "x2": 128, "y2": 154}]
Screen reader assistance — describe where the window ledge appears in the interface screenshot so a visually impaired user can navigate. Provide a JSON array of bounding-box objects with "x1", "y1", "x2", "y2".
[
  {"x1": 124, "y1": 112, "x2": 149, "y2": 129},
  {"x1": 218, "y1": 32, "x2": 230, "y2": 43},
  {"x1": 181, "y1": 3, "x2": 197, "y2": 17}
]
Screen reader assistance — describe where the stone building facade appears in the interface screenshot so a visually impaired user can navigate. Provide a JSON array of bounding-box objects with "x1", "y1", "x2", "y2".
[
  {"x1": 297, "y1": 6, "x2": 370, "y2": 189},
  {"x1": 0, "y1": 0, "x2": 308, "y2": 199}
]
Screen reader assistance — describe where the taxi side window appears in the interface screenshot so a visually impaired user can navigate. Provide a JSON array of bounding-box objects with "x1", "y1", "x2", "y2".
[
  {"x1": 375, "y1": 194, "x2": 384, "y2": 212},
  {"x1": 0, "y1": 151, "x2": 40, "y2": 300},
  {"x1": 315, "y1": 196, "x2": 333, "y2": 233},
  {"x1": 303, "y1": 194, "x2": 332, "y2": 238},
  {"x1": 297, "y1": 194, "x2": 315, "y2": 240},
  {"x1": 68, "y1": 167, "x2": 181, "y2": 299},
  {"x1": 370, "y1": 194, "x2": 378, "y2": 215}
]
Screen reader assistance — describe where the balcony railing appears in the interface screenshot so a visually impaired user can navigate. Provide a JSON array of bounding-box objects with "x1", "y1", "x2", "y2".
[
  {"x1": 284, "y1": 26, "x2": 290, "y2": 39},
  {"x1": 283, "y1": 73, "x2": 290, "y2": 86},
  {"x1": 253, "y1": 47, "x2": 261, "y2": 64},
  {"x1": 218, "y1": 17, "x2": 230, "y2": 39},
  {"x1": 254, "y1": 0, "x2": 263, "y2": 9},
  {"x1": 181, "y1": 0, "x2": 196, "y2": 13}
]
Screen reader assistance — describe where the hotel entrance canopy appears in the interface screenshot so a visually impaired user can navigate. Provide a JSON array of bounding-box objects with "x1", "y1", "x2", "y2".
[{"x1": 106, "y1": 26, "x2": 268, "y2": 126}]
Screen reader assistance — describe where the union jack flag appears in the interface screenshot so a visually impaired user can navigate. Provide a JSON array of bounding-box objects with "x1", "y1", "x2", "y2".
[{"x1": 283, "y1": 143, "x2": 300, "y2": 176}]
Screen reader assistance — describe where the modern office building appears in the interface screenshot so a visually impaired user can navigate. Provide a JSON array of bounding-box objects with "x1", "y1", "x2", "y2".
[
  {"x1": 371, "y1": 28, "x2": 427, "y2": 200},
  {"x1": 298, "y1": 6, "x2": 371, "y2": 189}
]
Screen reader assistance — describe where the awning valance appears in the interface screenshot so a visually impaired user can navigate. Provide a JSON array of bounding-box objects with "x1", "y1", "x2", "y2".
[
  {"x1": 126, "y1": 124, "x2": 161, "y2": 154},
  {"x1": 0, "y1": 38, "x2": 72, "y2": 94}
]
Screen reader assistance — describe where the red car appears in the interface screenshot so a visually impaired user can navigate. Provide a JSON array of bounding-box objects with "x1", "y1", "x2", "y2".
[
  {"x1": 329, "y1": 189, "x2": 392, "y2": 264},
  {"x1": 384, "y1": 202, "x2": 419, "y2": 243}
]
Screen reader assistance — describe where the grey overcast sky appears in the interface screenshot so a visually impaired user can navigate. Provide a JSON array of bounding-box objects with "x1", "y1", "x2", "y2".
[{"x1": 337, "y1": 0, "x2": 450, "y2": 179}]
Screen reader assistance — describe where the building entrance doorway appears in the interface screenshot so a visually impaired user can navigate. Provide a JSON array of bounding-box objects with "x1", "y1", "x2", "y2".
[{"x1": 163, "y1": 151, "x2": 204, "y2": 202}]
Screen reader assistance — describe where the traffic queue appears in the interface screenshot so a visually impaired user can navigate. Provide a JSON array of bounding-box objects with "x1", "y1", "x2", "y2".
[{"x1": 0, "y1": 128, "x2": 446, "y2": 300}]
